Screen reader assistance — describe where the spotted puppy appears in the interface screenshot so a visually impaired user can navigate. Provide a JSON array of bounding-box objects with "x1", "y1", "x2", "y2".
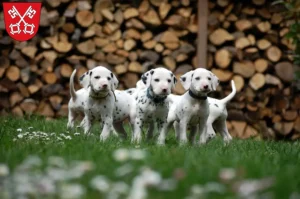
[
  {"x1": 204, "y1": 80, "x2": 236, "y2": 143},
  {"x1": 167, "y1": 68, "x2": 219, "y2": 144},
  {"x1": 68, "y1": 66, "x2": 119, "y2": 141},
  {"x1": 132, "y1": 67, "x2": 177, "y2": 144},
  {"x1": 78, "y1": 68, "x2": 137, "y2": 139}
]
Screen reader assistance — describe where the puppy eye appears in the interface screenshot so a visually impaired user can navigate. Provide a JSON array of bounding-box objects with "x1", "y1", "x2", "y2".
[
  {"x1": 154, "y1": 79, "x2": 159, "y2": 82},
  {"x1": 208, "y1": 77, "x2": 211, "y2": 80},
  {"x1": 94, "y1": 76, "x2": 100, "y2": 79},
  {"x1": 195, "y1": 77, "x2": 200, "y2": 80},
  {"x1": 167, "y1": 79, "x2": 171, "y2": 83},
  {"x1": 107, "y1": 77, "x2": 111, "y2": 80}
]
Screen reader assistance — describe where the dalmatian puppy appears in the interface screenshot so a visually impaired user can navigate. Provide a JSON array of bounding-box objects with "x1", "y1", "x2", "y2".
[
  {"x1": 132, "y1": 67, "x2": 177, "y2": 144},
  {"x1": 68, "y1": 66, "x2": 119, "y2": 141},
  {"x1": 125, "y1": 80, "x2": 146, "y2": 97},
  {"x1": 168, "y1": 80, "x2": 236, "y2": 144},
  {"x1": 204, "y1": 80, "x2": 236, "y2": 143},
  {"x1": 69, "y1": 67, "x2": 137, "y2": 140},
  {"x1": 167, "y1": 68, "x2": 219, "y2": 144}
]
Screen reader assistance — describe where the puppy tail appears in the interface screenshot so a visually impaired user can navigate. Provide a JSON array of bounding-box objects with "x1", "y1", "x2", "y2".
[
  {"x1": 70, "y1": 69, "x2": 77, "y2": 101},
  {"x1": 220, "y1": 80, "x2": 236, "y2": 104}
]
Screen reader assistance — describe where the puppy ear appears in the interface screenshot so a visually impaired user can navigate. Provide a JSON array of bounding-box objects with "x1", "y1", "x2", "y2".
[
  {"x1": 141, "y1": 69, "x2": 153, "y2": 87},
  {"x1": 110, "y1": 72, "x2": 119, "y2": 90},
  {"x1": 180, "y1": 70, "x2": 194, "y2": 90},
  {"x1": 136, "y1": 80, "x2": 146, "y2": 89},
  {"x1": 210, "y1": 72, "x2": 219, "y2": 91},
  {"x1": 79, "y1": 71, "x2": 91, "y2": 89}
]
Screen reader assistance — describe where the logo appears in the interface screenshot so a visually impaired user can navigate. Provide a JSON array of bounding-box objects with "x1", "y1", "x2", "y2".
[{"x1": 3, "y1": 2, "x2": 41, "y2": 41}]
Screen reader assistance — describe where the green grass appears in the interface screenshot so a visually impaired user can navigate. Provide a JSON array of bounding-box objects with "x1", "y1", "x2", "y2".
[{"x1": 1, "y1": 116, "x2": 300, "y2": 199}]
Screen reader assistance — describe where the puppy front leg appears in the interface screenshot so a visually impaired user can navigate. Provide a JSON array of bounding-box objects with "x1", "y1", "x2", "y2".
[
  {"x1": 83, "y1": 115, "x2": 92, "y2": 135},
  {"x1": 157, "y1": 121, "x2": 169, "y2": 145},
  {"x1": 67, "y1": 109, "x2": 76, "y2": 129},
  {"x1": 179, "y1": 120, "x2": 188, "y2": 144},
  {"x1": 174, "y1": 121, "x2": 180, "y2": 140},
  {"x1": 199, "y1": 119, "x2": 208, "y2": 144},
  {"x1": 100, "y1": 116, "x2": 114, "y2": 141},
  {"x1": 132, "y1": 117, "x2": 144, "y2": 143}
]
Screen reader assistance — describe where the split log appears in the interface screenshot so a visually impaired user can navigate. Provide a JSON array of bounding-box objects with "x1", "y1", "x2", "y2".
[
  {"x1": 235, "y1": 37, "x2": 250, "y2": 49},
  {"x1": 283, "y1": 110, "x2": 298, "y2": 121},
  {"x1": 6, "y1": 66, "x2": 20, "y2": 82},
  {"x1": 254, "y1": 58, "x2": 268, "y2": 73},
  {"x1": 163, "y1": 56, "x2": 176, "y2": 71},
  {"x1": 257, "y1": 39, "x2": 271, "y2": 50},
  {"x1": 128, "y1": 61, "x2": 143, "y2": 73},
  {"x1": 43, "y1": 72, "x2": 57, "y2": 84},
  {"x1": 211, "y1": 69, "x2": 233, "y2": 82},
  {"x1": 21, "y1": 46, "x2": 37, "y2": 59},
  {"x1": 9, "y1": 92, "x2": 24, "y2": 107},
  {"x1": 76, "y1": 40, "x2": 96, "y2": 55},
  {"x1": 60, "y1": 64, "x2": 73, "y2": 78},
  {"x1": 114, "y1": 64, "x2": 128, "y2": 75},
  {"x1": 274, "y1": 122, "x2": 294, "y2": 136},
  {"x1": 20, "y1": 99, "x2": 37, "y2": 115},
  {"x1": 249, "y1": 73, "x2": 265, "y2": 90},
  {"x1": 275, "y1": 62, "x2": 294, "y2": 82},
  {"x1": 76, "y1": 10, "x2": 94, "y2": 27},
  {"x1": 231, "y1": 121, "x2": 247, "y2": 138},
  {"x1": 266, "y1": 46, "x2": 282, "y2": 62},
  {"x1": 257, "y1": 21, "x2": 271, "y2": 33},
  {"x1": 233, "y1": 61, "x2": 255, "y2": 78},
  {"x1": 159, "y1": 2, "x2": 171, "y2": 20},
  {"x1": 209, "y1": 28, "x2": 234, "y2": 45},
  {"x1": 232, "y1": 75, "x2": 244, "y2": 92},
  {"x1": 123, "y1": 8, "x2": 139, "y2": 19},
  {"x1": 235, "y1": 19, "x2": 252, "y2": 31},
  {"x1": 215, "y1": 48, "x2": 231, "y2": 68}
]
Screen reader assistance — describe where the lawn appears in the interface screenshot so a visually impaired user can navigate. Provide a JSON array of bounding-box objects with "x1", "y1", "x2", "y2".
[{"x1": 0, "y1": 116, "x2": 300, "y2": 199}]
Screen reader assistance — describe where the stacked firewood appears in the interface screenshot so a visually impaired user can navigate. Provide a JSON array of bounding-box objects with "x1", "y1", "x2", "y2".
[
  {"x1": 0, "y1": 0, "x2": 299, "y2": 140},
  {"x1": 207, "y1": 0, "x2": 299, "y2": 140}
]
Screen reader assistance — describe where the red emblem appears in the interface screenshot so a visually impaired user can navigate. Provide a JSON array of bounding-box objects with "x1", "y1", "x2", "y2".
[{"x1": 3, "y1": 2, "x2": 41, "y2": 41}]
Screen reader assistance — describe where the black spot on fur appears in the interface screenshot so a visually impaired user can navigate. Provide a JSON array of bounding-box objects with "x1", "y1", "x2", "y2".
[
  {"x1": 150, "y1": 70, "x2": 154, "y2": 75},
  {"x1": 104, "y1": 105, "x2": 106, "y2": 108},
  {"x1": 214, "y1": 104, "x2": 218, "y2": 107},
  {"x1": 90, "y1": 71, "x2": 92, "y2": 76},
  {"x1": 181, "y1": 77, "x2": 186, "y2": 82},
  {"x1": 111, "y1": 73, "x2": 113, "y2": 78},
  {"x1": 79, "y1": 74, "x2": 85, "y2": 81}
]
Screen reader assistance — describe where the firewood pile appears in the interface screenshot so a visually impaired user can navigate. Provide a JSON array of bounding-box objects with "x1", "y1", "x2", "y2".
[{"x1": 0, "y1": 0, "x2": 299, "y2": 140}]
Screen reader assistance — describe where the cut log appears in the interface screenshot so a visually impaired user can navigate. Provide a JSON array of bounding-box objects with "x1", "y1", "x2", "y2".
[
  {"x1": 114, "y1": 64, "x2": 128, "y2": 75},
  {"x1": 160, "y1": 31, "x2": 179, "y2": 43},
  {"x1": 9, "y1": 92, "x2": 24, "y2": 107},
  {"x1": 140, "y1": 50, "x2": 159, "y2": 63},
  {"x1": 37, "y1": 101, "x2": 55, "y2": 117},
  {"x1": 123, "y1": 73, "x2": 139, "y2": 88},
  {"x1": 21, "y1": 46, "x2": 37, "y2": 59},
  {"x1": 116, "y1": 49, "x2": 129, "y2": 58},
  {"x1": 12, "y1": 106, "x2": 24, "y2": 117},
  {"x1": 60, "y1": 64, "x2": 73, "y2": 78},
  {"x1": 215, "y1": 49, "x2": 231, "y2": 68},
  {"x1": 128, "y1": 61, "x2": 143, "y2": 73},
  {"x1": 249, "y1": 73, "x2": 265, "y2": 90},
  {"x1": 125, "y1": 18, "x2": 145, "y2": 30},
  {"x1": 211, "y1": 69, "x2": 233, "y2": 82},
  {"x1": 252, "y1": 0, "x2": 265, "y2": 6},
  {"x1": 209, "y1": 28, "x2": 234, "y2": 45},
  {"x1": 6, "y1": 66, "x2": 20, "y2": 82},
  {"x1": 257, "y1": 39, "x2": 271, "y2": 50},
  {"x1": 235, "y1": 19, "x2": 252, "y2": 31},
  {"x1": 76, "y1": 40, "x2": 96, "y2": 55},
  {"x1": 94, "y1": 37, "x2": 109, "y2": 47},
  {"x1": 257, "y1": 8, "x2": 271, "y2": 19},
  {"x1": 271, "y1": 13, "x2": 283, "y2": 25},
  {"x1": 102, "y1": 42, "x2": 117, "y2": 53},
  {"x1": 49, "y1": 95, "x2": 63, "y2": 110},
  {"x1": 274, "y1": 122, "x2": 294, "y2": 136},
  {"x1": 233, "y1": 75, "x2": 244, "y2": 92},
  {"x1": 294, "y1": 117, "x2": 300, "y2": 132},
  {"x1": 247, "y1": 34, "x2": 256, "y2": 45},
  {"x1": 43, "y1": 72, "x2": 57, "y2": 84},
  {"x1": 244, "y1": 125, "x2": 258, "y2": 139},
  {"x1": 103, "y1": 22, "x2": 119, "y2": 34},
  {"x1": 257, "y1": 21, "x2": 271, "y2": 33},
  {"x1": 139, "y1": 0, "x2": 150, "y2": 13},
  {"x1": 154, "y1": 43, "x2": 164, "y2": 52},
  {"x1": 231, "y1": 121, "x2": 247, "y2": 138},
  {"x1": 233, "y1": 61, "x2": 255, "y2": 78},
  {"x1": 283, "y1": 110, "x2": 298, "y2": 121},
  {"x1": 20, "y1": 99, "x2": 37, "y2": 114},
  {"x1": 106, "y1": 53, "x2": 126, "y2": 65},
  {"x1": 123, "y1": 8, "x2": 139, "y2": 19},
  {"x1": 101, "y1": 9, "x2": 114, "y2": 21},
  {"x1": 159, "y1": 2, "x2": 171, "y2": 20},
  {"x1": 124, "y1": 39, "x2": 136, "y2": 51},
  {"x1": 266, "y1": 46, "x2": 282, "y2": 62},
  {"x1": 76, "y1": 10, "x2": 94, "y2": 27},
  {"x1": 141, "y1": 8, "x2": 161, "y2": 26},
  {"x1": 275, "y1": 62, "x2": 294, "y2": 82},
  {"x1": 129, "y1": 51, "x2": 138, "y2": 61},
  {"x1": 254, "y1": 58, "x2": 268, "y2": 73},
  {"x1": 265, "y1": 74, "x2": 282, "y2": 88},
  {"x1": 141, "y1": 31, "x2": 153, "y2": 42},
  {"x1": 178, "y1": 7, "x2": 192, "y2": 18},
  {"x1": 143, "y1": 40, "x2": 157, "y2": 49},
  {"x1": 235, "y1": 37, "x2": 250, "y2": 49},
  {"x1": 124, "y1": 29, "x2": 141, "y2": 40},
  {"x1": 217, "y1": 0, "x2": 229, "y2": 7},
  {"x1": 163, "y1": 56, "x2": 176, "y2": 71}
]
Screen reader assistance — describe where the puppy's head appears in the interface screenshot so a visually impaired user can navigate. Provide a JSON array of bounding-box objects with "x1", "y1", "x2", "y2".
[
  {"x1": 180, "y1": 68, "x2": 219, "y2": 94},
  {"x1": 81, "y1": 66, "x2": 118, "y2": 94},
  {"x1": 141, "y1": 67, "x2": 177, "y2": 96}
]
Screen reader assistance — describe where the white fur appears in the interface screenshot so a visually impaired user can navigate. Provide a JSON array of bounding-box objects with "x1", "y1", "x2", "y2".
[
  {"x1": 68, "y1": 66, "x2": 119, "y2": 141},
  {"x1": 132, "y1": 67, "x2": 177, "y2": 144},
  {"x1": 167, "y1": 68, "x2": 219, "y2": 144}
]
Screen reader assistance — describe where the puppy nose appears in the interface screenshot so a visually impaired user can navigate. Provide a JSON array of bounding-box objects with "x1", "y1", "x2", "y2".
[
  {"x1": 102, "y1": 84, "x2": 107, "y2": 88},
  {"x1": 204, "y1": 85, "x2": 208, "y2": 89},
  {"x1": 162, "y1": 89, "x2": 167, "y2": 93}
]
